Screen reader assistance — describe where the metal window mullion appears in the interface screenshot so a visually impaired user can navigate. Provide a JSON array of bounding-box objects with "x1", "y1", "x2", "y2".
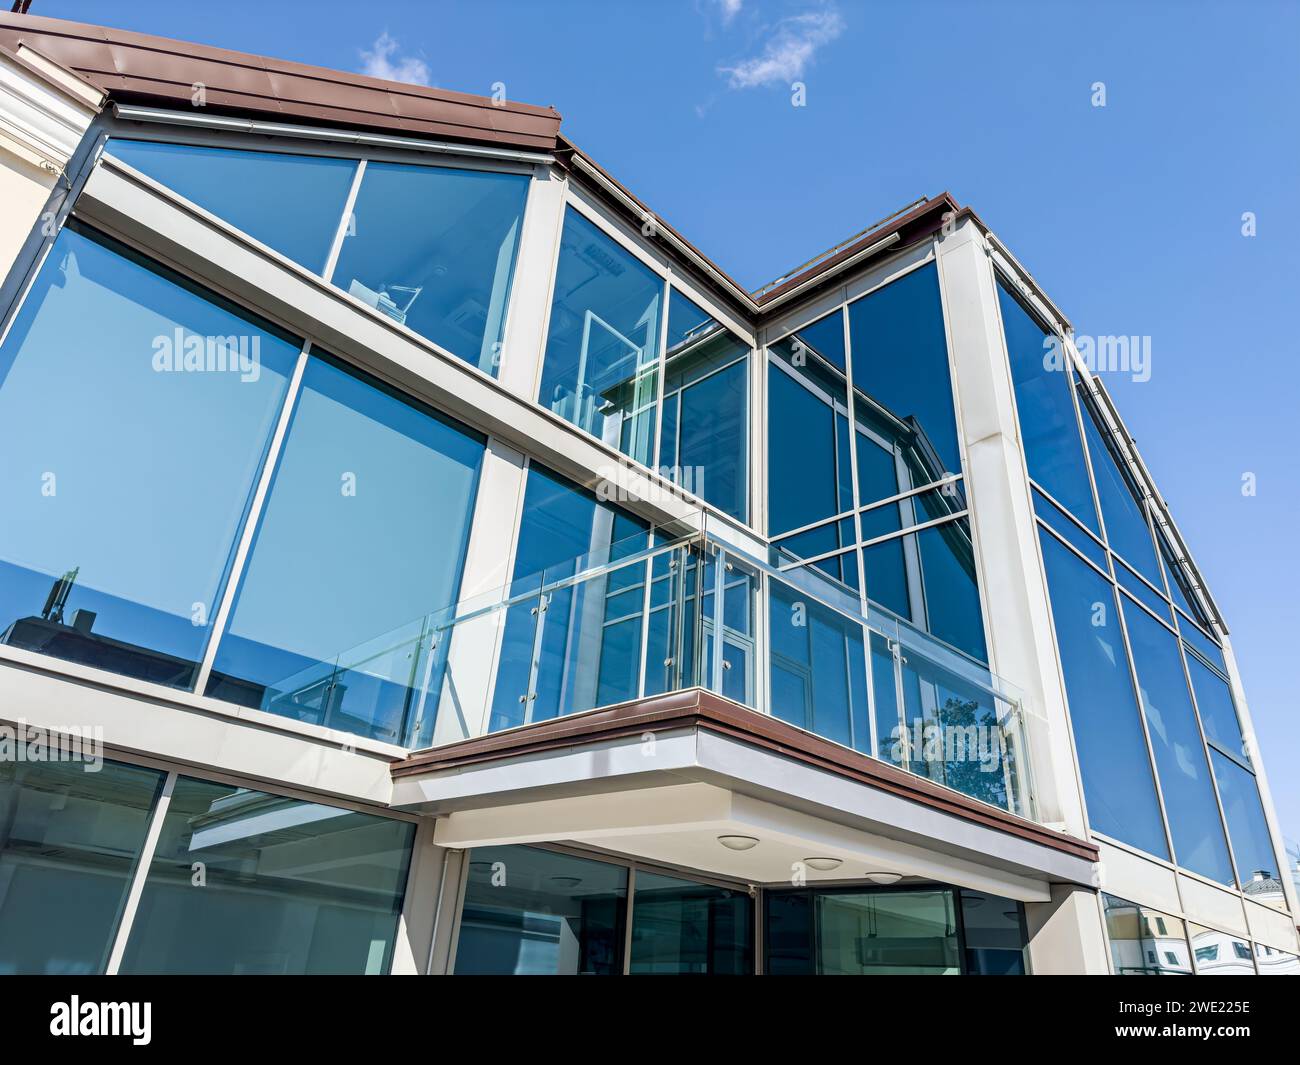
[
  {"x1": 622, "y1": 867, "x2": 637, "y2": 975},
  {"x1": 1178, "y1": 641, "x2": 1246, "y2": 892},
  {"x1": 1111, "y1": 584, "x2": 1182, "y2": 873},
  {"x1": 104, "y1": 770, "x2": 177, "y2": 975},
  {"x1": 193, "y1": 343, "x2": 312, "y2": 695},
  {"x1": 321, "y1": 157, "x2": 366, "y2": 283}
]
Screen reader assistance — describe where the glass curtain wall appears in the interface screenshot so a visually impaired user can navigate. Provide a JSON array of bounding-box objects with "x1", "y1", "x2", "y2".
[
  {"x1": 0, "y1": 751, "x2": 415, "y2": 975},
  {"x1": 0, "y1": 756, "x2": 166, "y2": 974},
  {"x1": 119, "y1": 777, "x2": 414, "y2": 975},
  {"x1": 1101, "y1": 892, "x2": 1296, "y2": 975},
  {"x1": 106, "y1": 139, "x2": 530, "y2": 374},
  {"x1": 540, "y1": 209, "x2": 752, "y2": 523},
  {"x1": 1003, "y1": 277, "x2": 1286, "y2": 905},
  {"x1": 764, "y1": 886, "x2": 1025, "y2": 975},
  {"x1": 0, "y1": 223, "x2": 300, "y2": 689},
  {"x1": 766, "y1": 262, "x2": 986, "y2": 664},
  {"x1": 205, "y1": 355, "x2": 485, "y2": 744}
]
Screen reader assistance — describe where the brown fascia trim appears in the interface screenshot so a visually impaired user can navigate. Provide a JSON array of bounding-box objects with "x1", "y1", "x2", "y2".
[
  {"x1": 0, "y1": 12, "x2": 561, "y2": 152},
  {"x1": 557, "y1": 133, "x2": 962, "y2": 324},
  {"x1": 391, "y1": 687, "x2": 1099, "y2": 863}
]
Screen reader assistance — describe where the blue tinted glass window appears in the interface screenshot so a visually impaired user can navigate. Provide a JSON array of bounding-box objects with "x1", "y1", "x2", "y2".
[
  {"x1": 207, "y1": 357, "x2": 484, "y2": 744},
  {"x1": 0, "y1": 225, "x2": 298, "y2": 688},
  {"x1": 1158, "y1": 533, "x2": 1210, "y2": 629},
  {"x1": 332, "y1": 161, "x2": 528, "y2": 373},
  {"x1": 1180, "y1": 616, "x2": 1227, "y2": 675},
  {"x1": 1186, "y1": 655, "x2": 1247, "y2": 763},
  {"x1": 918, "y1": 521, "x2": 987, "y2": 661},
  {"x1": 785, "y1": 307, "x2": 846, "y2": 372},
  {"x1": 767, "y1": 361, "x2": 842, "y2": 535},
  {"x1": 1121, "y1": 599, "x2": 1234, "y2": 885},
  {"x1": 540, "y1": 209, "x2": 661, "y2": 464},
  {"x1": 862, "y1": 537, "x2": 910, "y2": 618},
  {"x1": 856, "y1": 431, "x2": 899, "y2": 508},
  {"x1": 629, "y1": 871, "x2": 754, "y2": 974},
  {"x1": 1116, "y1": 561, "x2": 1172, "y2": 624},
  {"x1": 1039, "y1": 530, "x2": 1168, "y2": 857},
  {"x1": 489, "y1": 464, "x2": 649, "y2": 733},
  {"x1": 998, "y1": 281, "x2": 1098, "y2": 531},
  {"x1": 769, "y1": 582, "x2": 870, "y2": 752},
  {"x1": 455, "y1": 845, "x2": 628, "y2": 975},
  {"x1": 661, "y1": 294, "x2": 748, "y2": 521},
  {"x1": 1211, "y1": 752, "x2": 1282, "y2": 888},
  {"x1": 120, "y1": 777, "x2": 413, "y2": 974},
  {"x1": 0, "y1": 756, "x2": 164, "y2": 974},
  {"x1": 848, "y1": 264, "x2": 960, "y2": 477},
  {"x1": 107, "y1": 139, "x2": 355, "y2": 273},
  {"x1": 1033, "y1": 488, "x2": 1107, "y2": 570},
  {"x1": 1079, "y1": 395, "x2": 1161, "y2": 583}
]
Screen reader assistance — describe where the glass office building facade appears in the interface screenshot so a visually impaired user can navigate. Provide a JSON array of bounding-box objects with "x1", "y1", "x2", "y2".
[{"x1": 0, "y1": 13, "x2": 1293, "y2": 975}]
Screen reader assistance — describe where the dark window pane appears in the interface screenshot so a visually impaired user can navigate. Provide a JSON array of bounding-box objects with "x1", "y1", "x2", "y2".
[
  {"x1": 785, "y1": 307, "x2": 846, "y2": 372},
  {"x1": 1039, "y1": 530, "x2": 1168, "y2": 858},
  {"x1": 540, "y1": 209, "x2": 661, "y2": 465},
  {"x1": 767, "y1": 360, "x2": 842, "y2": 536},
  {"x1": 848, "y1": 264, "x2": 960, "y2": 476},
  {"x1": 1033, "y1": 488, "x2": 1107, "y2": 570},
  {"x1": 1079, "y1": 394, "x2": 1161, "y2": 583},
  {"x1": 120, "y1": 778, "x2": 413, "y2": 974},
  {"x1": 206, "y1": 357, "x2": 484, "y2": 744},
  {"x1": 490, "y1": 464, "x2": 649, "y2": 732},
  {"x1": 0, "y1": 225, "x2": 298, "y2": 688},
  {"x1": 862, "y1": 536, "x2": 910, "y2": 618},
  {"x1": 1212, "y1": 751, "x2": 1284, "y2": 900},
  {"x1": 629, "y1": 871, "x2": 753, "y2": 974},
  {"x1": 0, "y1": 757, "x2": 164, "y2": 974},
  {"x1": 1180, "y1": 616, "x2": 1227, "y2": 675},
  {"x1": 816, "y1": 889, "x2": 959, "y2": 974},
  {"x1": 1116, "y1": 562, "x2": 1172, "y2": 625},
  {"x1": 661, "y1": 296, "x2": 748, "y2": 521},
  {"x1": 454, "y1": 845, "x2": 627, "y2": 975},
  {"x1": 917, "y1": 520, "x2": 987, "y2": 662},
  {"x1": 1186, "y1": 655, "x2": 1247, "y2": 764},
  {"x1": 107, "y1": 139, "x2": 355, "y2": 273},
  {"x1": 998, "y1": 280, "x2": 1098, "y2": 531},
  {"x1": 856, "y1": 430, "x2": 900, "y2": 507},
  {"x1": 960, "y1": 891, "x2": 1027, "y2": 975},
  {"x1": 1158, "y1": 533, "x2": 1209, "y2": 628},
  {"x1": 332, "y1": 161, "x2": 528, "y2": 372},
  {"x1": 769, "y1": 581, "x2": 870, "y2": 752},
  {"x1": 1121, "y1": 599, "x2": 1234, "y2": 885},
  {"x1": 764, "y1": 891, "x2": 815, "y2": 974}
]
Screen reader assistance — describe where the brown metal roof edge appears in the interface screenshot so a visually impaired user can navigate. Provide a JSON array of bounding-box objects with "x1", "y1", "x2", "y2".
[
  {"x1": 755, "y1": 193, "x2": 960, "y2": 307},
  {"x1": 392, "y1": 688, "x2": 1099, "y2": 863},
  {"x1": 0, "y1": 12, "x2": 560, "y2": 151}
]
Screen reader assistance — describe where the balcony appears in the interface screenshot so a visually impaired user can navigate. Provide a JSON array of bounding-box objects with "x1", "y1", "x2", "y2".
[{"x1": 259, "y1": 529, "x2": 1041, "y2": 825}]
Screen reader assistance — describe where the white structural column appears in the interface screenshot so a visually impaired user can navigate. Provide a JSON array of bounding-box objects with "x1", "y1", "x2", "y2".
[
  {"x1": 428, "y1": 438, "x2": 530, "y2": 745},
  {"x1": 935, "y1": 218, "x2": 1108, "y2": 972},
  {"x1": 496, "y1": 161, "x2": 568, "y2": 402}
]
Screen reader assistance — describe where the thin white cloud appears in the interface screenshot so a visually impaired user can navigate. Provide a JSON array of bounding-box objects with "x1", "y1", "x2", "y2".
[
  {"x1": 719, "y1": 9, "x2": 844, "y2": 89},
  {"x1": 359, "y1": 31, "x2": 430, "y2": 86},
  {"x1": 717, "y1": 0, "x2": 744, "y2": 24}
]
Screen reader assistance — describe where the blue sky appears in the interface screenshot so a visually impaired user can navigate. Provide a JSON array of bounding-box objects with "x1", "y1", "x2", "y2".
[{"x1": 36, "y1": 0, "x2": 1300, "y2": 839}]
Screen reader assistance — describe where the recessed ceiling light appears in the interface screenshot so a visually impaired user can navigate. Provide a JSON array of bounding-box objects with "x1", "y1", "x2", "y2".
[
  {"x1": 865, "y1": 871, "x2": 902, "y2": 885},
  {"x1": 550, "y1": 876, "x2": 582, "y2": 888},
  {"x1": 803, "y1": 857, "x2": 843, "y2": 872},
  {"x1": 717, "y1": 834, "x2": 759, "y2": 851}
]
